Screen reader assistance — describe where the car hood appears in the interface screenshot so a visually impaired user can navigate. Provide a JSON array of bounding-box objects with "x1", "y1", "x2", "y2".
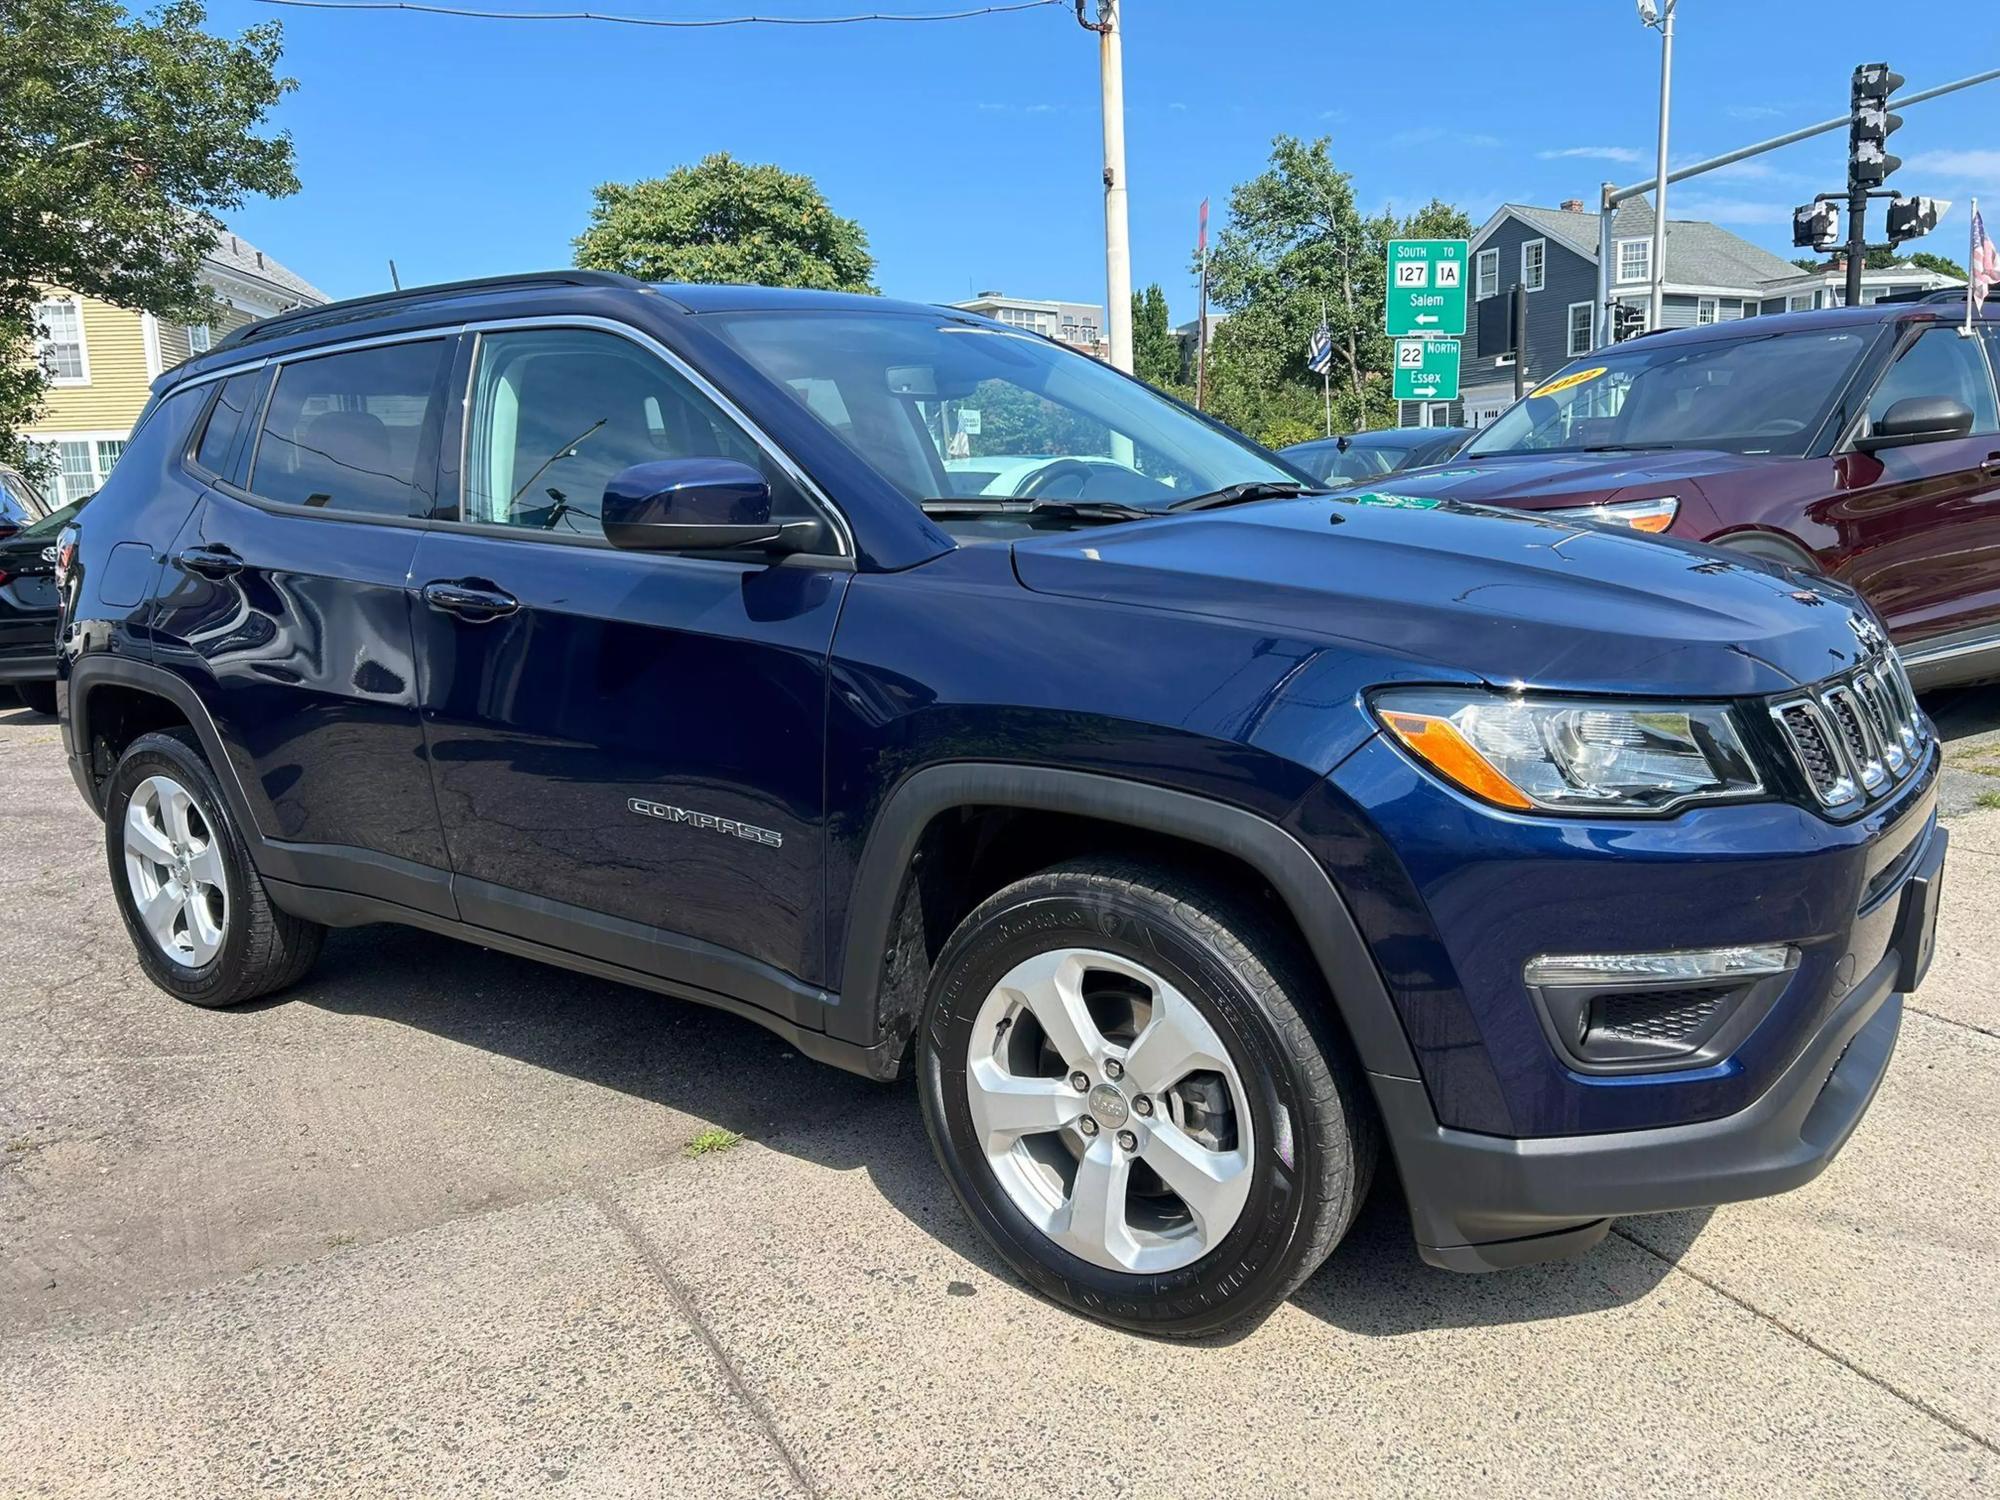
[
  {"x1": 1354, "y1": 447, "x2": 1774, "y2": 509},
  {"x1": 1011, "y1": 494, "x2": 1871, "y2": 698}
]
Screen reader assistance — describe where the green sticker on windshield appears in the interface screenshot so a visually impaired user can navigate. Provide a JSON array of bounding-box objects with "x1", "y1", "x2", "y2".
[{"x1": 1351, "y1": 491, "x2": 1442, "y2": 510}]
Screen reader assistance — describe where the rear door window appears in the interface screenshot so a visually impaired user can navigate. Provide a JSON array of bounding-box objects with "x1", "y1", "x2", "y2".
[{"x1": 250, "y1": 341, "x2": 446, "y2": 516}]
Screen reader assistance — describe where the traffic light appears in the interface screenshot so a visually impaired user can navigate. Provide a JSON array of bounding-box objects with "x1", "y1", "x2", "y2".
[
  {"x1": 1612, "y1": 302, "x2": 1646, "y2": 342},
  {"x1": 1793, "y1": 201, "x2": 1841, "y2": 252},
  {"x1": 1849, "y1": 62, "x2": 1905, "y2": 189},
  {"x1": 1886, "y1": 195, "x2": 1949, "y2": 245}
]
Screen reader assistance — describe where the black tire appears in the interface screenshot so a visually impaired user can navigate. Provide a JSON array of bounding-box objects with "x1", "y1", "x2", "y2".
[
  {"x1": 1716, "y1": 531, "x2": 1823, "y2": 574},
  {"x1": 103, "y1": 728, "x2": 324, "y2": 1008},
  {"x1": 918, "y1": 856, "x2": 1377, "y2": 1338},
  {"x1": 14, "y1": 680, "x2": 56, "y2": 716}
]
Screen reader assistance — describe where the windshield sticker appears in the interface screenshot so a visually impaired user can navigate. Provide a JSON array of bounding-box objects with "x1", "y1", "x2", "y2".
[
  {"x1": 1530, "y1": 366, "x2": 1607, "y2": 399},
  {"x1": 1351, "y1": 492, "x2": 1442, "y2": 510}
]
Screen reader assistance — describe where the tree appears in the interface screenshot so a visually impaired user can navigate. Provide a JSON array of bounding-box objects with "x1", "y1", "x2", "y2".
[
  {"x1": 1907, "y1": 250, "x2": 1967, "y2": 279},
  {"x1": 1131, "y1": 283, "x2": 1180, "y2": 387},
  {"x1": 0, "y1": 0, "x2": 299, "y2": 471},
  {"x1": 574, "y1": 153, "x2": 876, "y2": 293},
  {"x1": 1198, "y1": 136, "x2": 1471, "y2": 445}
]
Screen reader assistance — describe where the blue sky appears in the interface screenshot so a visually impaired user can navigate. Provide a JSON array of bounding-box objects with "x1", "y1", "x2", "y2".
[{"x1": 208, "y1": 0, "x2": 2000, "y2": 319}]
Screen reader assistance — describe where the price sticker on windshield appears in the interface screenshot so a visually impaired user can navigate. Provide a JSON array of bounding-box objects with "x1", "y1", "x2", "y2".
[{"x1": 1530, "y1": 366, "x2": 1607, "y2": 399}]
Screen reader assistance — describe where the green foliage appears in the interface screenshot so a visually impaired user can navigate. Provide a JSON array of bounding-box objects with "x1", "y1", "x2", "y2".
[
  {"x1": 1131, "y1": 283, "x2": 1180, "y2": 387},
  {"x1": 574, "y1": 153, "x2": 876, "y2": 293},
  {"x1": 0, "y1": 0, "x2": 299, "y2": 469},
  {"x1": 1907, "y1": 250, "x2": 1967, "y2": 279},
  {"x1": 1198, "y1": 136, "x2": 1470, "y2": 445}
]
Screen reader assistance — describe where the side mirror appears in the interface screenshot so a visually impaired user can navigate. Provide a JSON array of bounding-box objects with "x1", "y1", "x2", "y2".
[
  {"x1": 1854, "y1": 396, "x2": 1976, "y2": 453},
  {"x1": 601, "y1": 458, "x2": 812, "y2": 555}
]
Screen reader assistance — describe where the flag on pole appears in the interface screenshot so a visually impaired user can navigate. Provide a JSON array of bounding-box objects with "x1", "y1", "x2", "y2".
[
  {"x1": 1197, "y1": 197, "x2": 1209, "y2": 256},
  {"x1": 1972, "y1": 205, "x2": 1998, "y2": 308},
  {"x1": 1307, "y1": 319, "x2": 1333, "y2": 375}
]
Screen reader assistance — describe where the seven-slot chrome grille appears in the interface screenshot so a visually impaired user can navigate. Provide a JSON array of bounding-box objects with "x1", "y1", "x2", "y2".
[{"x1": 1769, "y1": 650, "x2": 1929, "y2": 813}]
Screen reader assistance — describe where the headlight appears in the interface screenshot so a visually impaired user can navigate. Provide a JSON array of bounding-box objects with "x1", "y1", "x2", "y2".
[
  {"x1": 1542, "y1": 496, "x2": 1678, "y2": 533},
  {"x1": 1373, "y1": 689, "x2": 1763, "y2": 814}
]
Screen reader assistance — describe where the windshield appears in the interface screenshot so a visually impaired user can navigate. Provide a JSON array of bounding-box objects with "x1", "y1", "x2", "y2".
[
  {"x1": 1293, "y1": 437, "x2": 1433, "y2": 482},
  {"x1": 1465, "y1": 328, "x2": 1875, "y2": 459},
  {"x1": 706, "y1": 310, "x2": 1300, "y2": 514}
]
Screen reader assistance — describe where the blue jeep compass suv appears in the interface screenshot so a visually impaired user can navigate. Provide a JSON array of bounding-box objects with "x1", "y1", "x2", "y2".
[{"x1": 54, "y1": 271, "x2": 1947, "y2": 1335}]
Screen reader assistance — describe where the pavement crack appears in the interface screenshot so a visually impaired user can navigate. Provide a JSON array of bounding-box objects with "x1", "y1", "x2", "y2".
[
  {"x1": 1904, "y1": 1004, "x2": 2000, "y2": 1043},
  {"x1": 586, "y1": 1188, "x2": 821, "y2": 1500},
  {"x1": 1610, "y1": 1225, "x2": 1998, "y2": 1456}
]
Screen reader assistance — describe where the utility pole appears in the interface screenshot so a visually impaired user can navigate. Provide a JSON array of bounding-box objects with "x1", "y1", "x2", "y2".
[
  {"x1": 1639, "y1": 0, "x2": 1677, "y2": 332},
  {"x1": 1195, "y1": 196, "x2": 1209, "y2": 410},
  {"x1": 1511, "y1": 283, "x2": 1528, "y2": 401},
  {"x1": 1086, "y1": 0, "x2": 1134, "y2": 374}
]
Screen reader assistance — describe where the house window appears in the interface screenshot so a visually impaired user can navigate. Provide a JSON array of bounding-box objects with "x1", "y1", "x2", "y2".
[
  {"x1": 187, "y1": 323, "x2": 212, "y2": 353},
  {"x1": 1739, "y1": 300, "x2": 1756, "y2": 319},
  {"x1": 1616, "y1": 239, "x2": 1650, "y2": 284},
  {"x1": 1788, "y1": 294, "x2": 1813, "y2": 312},
  {"x1": 1567, "y1": 300, "x2": 1595, "y2": 357},
  {"x1": 1697, "y1": 297, "x2": 1719, "y2": 325},
  {"x1": 1425, "y1": 402, "x2": 1452, "y2": 428},
  {"x1": 34, "y1": 298, "x2": 88, "y2": 383},
  {"x1": 1520, "y1": 239, "x2": 1546, "y2": 293},
  {"x1": 28, "y1": 437, "x2": 124, "y2": 504},
  {"x1": 1476, "y1": 248, "x2": 1500, "y2": 299}
]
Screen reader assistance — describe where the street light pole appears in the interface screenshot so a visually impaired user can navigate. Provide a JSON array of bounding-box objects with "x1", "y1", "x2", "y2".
[
  {"x1": 1096, "y1": 0, "x2": 1133, "y2": 373},
  {"x1": 1642, "y1": 0, "x2": 1677, "y2": 332}
]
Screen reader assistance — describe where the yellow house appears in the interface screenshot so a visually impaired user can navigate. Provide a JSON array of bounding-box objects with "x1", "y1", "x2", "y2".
[{"x1": 27, "y1": 230, "x2": 326, "y2": 504}]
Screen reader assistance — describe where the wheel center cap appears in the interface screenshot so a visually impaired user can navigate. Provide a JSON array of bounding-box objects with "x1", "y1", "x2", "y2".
[{"x1": 1087, "y1": 1083, "x2": 1129, "y2": 1128}]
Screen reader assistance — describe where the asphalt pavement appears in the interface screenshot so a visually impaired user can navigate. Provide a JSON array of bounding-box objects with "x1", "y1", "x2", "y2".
[{"x1": 1, "y1": 690, "x2": 1994, "y2": 1498}]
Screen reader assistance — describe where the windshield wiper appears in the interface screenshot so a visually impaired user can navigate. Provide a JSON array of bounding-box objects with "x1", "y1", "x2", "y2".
[
  {"x1": 1167, "y1": 480, "x2": 1324, "y2": 512},
  {"x1": 919, "y1": 499, "x2": 1154, "y2": 525},
  {"x1": 1573, "y1": 443, "x2": 1676, "y2": 453}
]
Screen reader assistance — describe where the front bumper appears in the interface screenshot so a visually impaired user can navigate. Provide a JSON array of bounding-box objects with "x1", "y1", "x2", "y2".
[{"x1": 1385, "y1": 819, "x2": 1945, "y2": 1269}]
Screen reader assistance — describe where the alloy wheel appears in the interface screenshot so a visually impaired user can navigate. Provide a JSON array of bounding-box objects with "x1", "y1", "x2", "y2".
[
  {"x1": 123, "y1": 774, "x2": 230, "y2": 967},
  {"x1": 964, "y1": 947, "x2": 1255, "y2": 1274}
]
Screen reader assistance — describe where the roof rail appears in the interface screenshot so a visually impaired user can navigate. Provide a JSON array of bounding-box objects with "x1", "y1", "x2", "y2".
[
  {"x1": 1873, "y1": 286, "x2": 1989, "y2": 306},
  {"x1": 213, "y1": 269, "x2": 647, "y2": 351}
]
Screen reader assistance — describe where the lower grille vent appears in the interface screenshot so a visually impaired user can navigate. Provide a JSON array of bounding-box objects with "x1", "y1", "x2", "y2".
[{"x1": 1590, "y1": 988, "x2": 1729, "y2": 1045}]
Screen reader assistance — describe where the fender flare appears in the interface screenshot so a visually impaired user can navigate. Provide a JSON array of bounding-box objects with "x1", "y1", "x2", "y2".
[
  {"x1": 831, "y1": 763, "x2": 1421, "y2": 1082},
  {"x1": 67, "y1": 654, "x2": 265, "y2": 832},
  {"x1": 1713, "y1": 529, "x2": 1824, "y2": 574}
]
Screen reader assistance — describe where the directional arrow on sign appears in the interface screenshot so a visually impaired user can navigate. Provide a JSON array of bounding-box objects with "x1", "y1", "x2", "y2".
[{"x1": 1414, "y1": 314, "x2": 1439, "y2": 325}]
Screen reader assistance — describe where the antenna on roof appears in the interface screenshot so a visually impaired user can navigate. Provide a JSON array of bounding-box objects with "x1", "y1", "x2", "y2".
[{"x1": 388, "y1": 259, "x2": 402, "y2": 290}]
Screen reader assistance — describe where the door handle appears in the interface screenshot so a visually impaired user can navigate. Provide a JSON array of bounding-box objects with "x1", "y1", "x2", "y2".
[
  {"x1": 422, "y1": 579, "x2": 520, "y2": 622},
  {"x1": 174, "y1": 544, "x2": 243, "y2": 579},
  {"x1": 1981, "y1": 453, "x2": 2000, "y2": 473}
]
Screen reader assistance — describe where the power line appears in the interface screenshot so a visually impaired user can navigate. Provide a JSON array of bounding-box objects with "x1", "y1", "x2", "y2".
[{"x1": 253, "y1": 0, "x2": 1062, "y2": 26}]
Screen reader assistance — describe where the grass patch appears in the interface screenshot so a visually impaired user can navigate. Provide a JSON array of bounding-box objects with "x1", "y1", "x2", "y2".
[
  {"x1": 683, "y1": 1127, "x2": 743, "y2": 1159},
  {"x1": 1976, "y1": 790, "x2": 2000, "y2": 811}
]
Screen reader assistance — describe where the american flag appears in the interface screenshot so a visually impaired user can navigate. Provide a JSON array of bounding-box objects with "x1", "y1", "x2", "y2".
[
  {"x1": 1973, "y1": 207, "x2": 1999, "y2": 307},
  {"x1": 1307, "y1": 319, "x2": 1333, "y2": 376}
]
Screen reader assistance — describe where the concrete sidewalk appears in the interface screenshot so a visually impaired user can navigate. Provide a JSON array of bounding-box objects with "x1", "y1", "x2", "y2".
[{"x1": 1, "y1": 700, "x2": 1994, "y2": 1497}]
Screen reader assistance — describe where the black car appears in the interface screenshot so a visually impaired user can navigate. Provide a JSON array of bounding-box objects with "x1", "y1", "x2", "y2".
[
  {"x1": 1281, "y1": 425, "x2": 1471, "y2": 484},
  {"x1": 2, "y1": 497, "x2": 83, "y2": 714}
]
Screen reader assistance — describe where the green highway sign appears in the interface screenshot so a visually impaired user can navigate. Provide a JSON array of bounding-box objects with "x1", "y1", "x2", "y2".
[
  {"x1": 1384, "y1": 238, "x2": 1468, "y2": 337},
  {"x1": 1392, "y1": 336, "x2": 1460, "y2": 401}
]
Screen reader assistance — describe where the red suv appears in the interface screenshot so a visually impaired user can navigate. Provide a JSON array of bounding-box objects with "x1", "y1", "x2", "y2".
[{"x1": 1367, "y1": 295, "x2": 2000, "y2": 689}]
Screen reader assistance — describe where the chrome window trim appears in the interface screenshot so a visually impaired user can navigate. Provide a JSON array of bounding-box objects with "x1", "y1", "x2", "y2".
[{"x1": 455, "y1": 314, "x2": 856, "y2": 558}]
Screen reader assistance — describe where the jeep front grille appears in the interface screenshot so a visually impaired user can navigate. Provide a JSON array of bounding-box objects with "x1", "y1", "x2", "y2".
[{"x1": 1770, "y1": 651, "x2": 1929, "y2": 813}]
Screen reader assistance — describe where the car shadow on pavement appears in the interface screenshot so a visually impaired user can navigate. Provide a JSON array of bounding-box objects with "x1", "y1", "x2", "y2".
[
  {"x1": 0, "y1": 697, "x2": 52, "y2": 726},
  {"x1": 285, "y1": 922, "x2": 1698, "y2": 1343}
]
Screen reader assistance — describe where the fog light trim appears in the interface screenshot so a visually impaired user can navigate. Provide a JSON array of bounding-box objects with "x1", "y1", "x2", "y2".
[{"x1": 1524, "y1": 944, "x2": 1794, "y2": 989}]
